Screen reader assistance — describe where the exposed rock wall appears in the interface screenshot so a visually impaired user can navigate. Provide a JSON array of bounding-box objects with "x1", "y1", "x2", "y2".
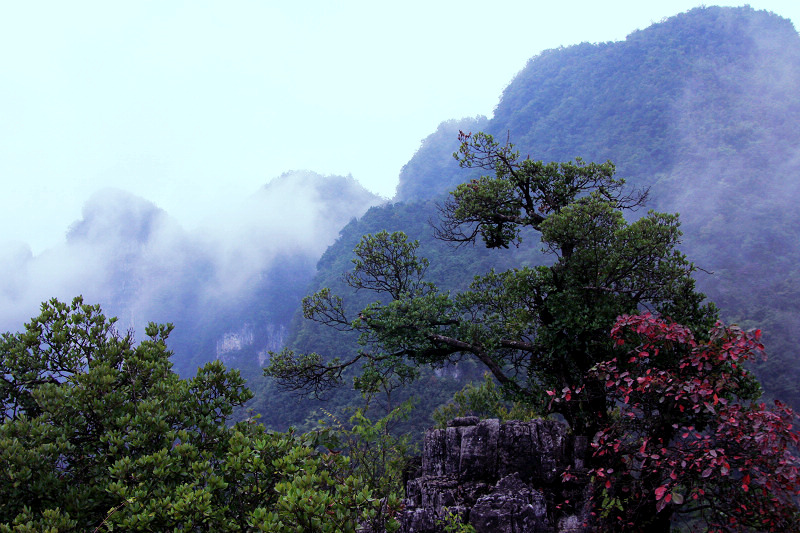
[{"x1": 399, "y1": 417, "x2": 591, "y2": 533}]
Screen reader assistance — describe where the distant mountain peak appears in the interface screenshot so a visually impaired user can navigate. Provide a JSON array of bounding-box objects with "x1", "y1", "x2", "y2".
[
  {"x1": 66, "y1": 188, "x2": 174, "y2": 246},
  {"x1": 395, "y1": 6, "x2": 799, "y2": 203}
]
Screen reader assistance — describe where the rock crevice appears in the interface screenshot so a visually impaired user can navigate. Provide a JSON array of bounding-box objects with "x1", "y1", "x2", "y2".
[{"x1": 399, "y1": 418, "x2": 591, "y2": 533}]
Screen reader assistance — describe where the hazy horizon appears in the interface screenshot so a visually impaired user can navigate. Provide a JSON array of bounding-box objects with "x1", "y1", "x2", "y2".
[{"x1": 3, "y1": 1, "x2": 799, "y2": 255}]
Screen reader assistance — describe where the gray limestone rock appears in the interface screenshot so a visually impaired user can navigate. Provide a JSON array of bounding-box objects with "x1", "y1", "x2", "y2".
[
  {"x1": 448, "y1": 416, "x2": 480, "y2": 426},
  {"x1": 470, "y1": 473, "x2": 551, "y2": 532},
  {"x1": 459, "y1": 418, "x2": 500, "y2": 481},
  {"x1": 398, "y1": 418, "x2": 591, "y2": 533}
]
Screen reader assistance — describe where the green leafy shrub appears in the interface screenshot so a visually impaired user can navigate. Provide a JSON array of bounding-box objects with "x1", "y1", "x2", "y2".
[{"x1": 432, "y1": 372, "x2": 539, "y2": 428}]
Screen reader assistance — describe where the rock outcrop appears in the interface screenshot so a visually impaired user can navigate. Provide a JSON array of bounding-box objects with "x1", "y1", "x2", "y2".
[{"x1": 399, "y1": 418, "x2": 591, "y2": 532}]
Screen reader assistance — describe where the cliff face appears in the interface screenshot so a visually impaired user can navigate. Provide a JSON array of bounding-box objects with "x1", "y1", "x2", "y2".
[{"x1": 399, "y1": 418, "x2": 591, "y2": 533}]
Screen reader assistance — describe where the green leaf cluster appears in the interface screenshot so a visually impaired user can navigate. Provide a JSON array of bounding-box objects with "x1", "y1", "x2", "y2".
[
  {"x1": 431, "y1": 373, "x2": 539, "y2": 428},
  {"x1": 384, "y1": 6, "x2": 800, "y2": 414},
  {"x1": 268, "y1": 132, "x2": 716, "y2": 436},
  {"x1": 0, "y1": 297, "x2": 398, "y2": 532}
]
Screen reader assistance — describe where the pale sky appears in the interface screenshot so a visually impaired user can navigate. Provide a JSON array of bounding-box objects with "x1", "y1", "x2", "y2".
[{"x1": 2, "y1": 1, "x2": 798, "y2": 253}]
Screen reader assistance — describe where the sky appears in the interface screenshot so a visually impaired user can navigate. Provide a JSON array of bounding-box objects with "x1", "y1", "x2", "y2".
[{"x1": 2, "y1": 1, "x2": 798, "y2": 253}]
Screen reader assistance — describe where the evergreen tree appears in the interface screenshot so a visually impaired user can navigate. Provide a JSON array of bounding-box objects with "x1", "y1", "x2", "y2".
[{"x1": 267, "y1": 131, "x2": 718, "y2": 436}]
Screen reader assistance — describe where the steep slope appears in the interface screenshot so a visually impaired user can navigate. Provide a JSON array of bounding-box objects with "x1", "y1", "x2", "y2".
[
  {"x1": 394, "y1": 116, "x2": 488, "y2": 202},
  {"x1": 277, "y1": 6, "x2": 800, "y2": 429},
  {"x1": 397, "y1": 6, "x2": 800, "y2": 203},
  {"x1": 396, "y1": 6, "x2": 800, "y2": 405}
]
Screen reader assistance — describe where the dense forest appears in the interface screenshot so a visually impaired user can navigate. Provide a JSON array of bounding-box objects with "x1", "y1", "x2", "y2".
[
  {"x1": 2, "y1": 5, "x2": 800, "y2": 532},
  {"x1": 246, "y1": 5, "x2": 800, "y2": 431}
]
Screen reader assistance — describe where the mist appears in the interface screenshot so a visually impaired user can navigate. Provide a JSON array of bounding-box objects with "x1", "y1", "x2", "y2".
[{"x1": 0, "y1": 171, "x2": 382, "y2": 374}]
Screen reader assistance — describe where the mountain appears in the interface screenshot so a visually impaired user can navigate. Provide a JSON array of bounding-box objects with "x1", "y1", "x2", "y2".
[
  {"x1": 0, "y1": 172, "x2": 383, "y2": 376},
  {"x1": 272, "y1": 6, "x2": 800, "y2": 429},
  {"x1": 397, "y1": 6, "x2": 800, "y2": 205},
  {"x1": 393, "y1": 116, "x2": 488, "y2": 202}
]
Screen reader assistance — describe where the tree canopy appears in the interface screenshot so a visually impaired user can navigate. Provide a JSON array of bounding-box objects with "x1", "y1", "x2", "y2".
[
  {"x1": 559, "y1": 313, "x2": 799, "y2": 531},
  {"x1": 267, "y1": 132, "x2": 717, "y2": 435},
  {"x1": 389, "y1": 7, "x2": 800, "y2": 415},
  {"x1": 264, "y1": 131, "x2": 800, "y2": 530},
  {"x1": 0, "y1": 297, "x2": 399, "y2": 532}
]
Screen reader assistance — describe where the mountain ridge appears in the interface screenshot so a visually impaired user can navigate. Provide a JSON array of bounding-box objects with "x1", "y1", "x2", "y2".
[{"x1": 266, "y1": 6, "x2": 800, "y2": 429}]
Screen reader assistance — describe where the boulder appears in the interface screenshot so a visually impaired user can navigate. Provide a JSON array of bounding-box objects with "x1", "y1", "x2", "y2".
[{"x1": 398, "y1": 418, "x2": 591, "y2": 533}]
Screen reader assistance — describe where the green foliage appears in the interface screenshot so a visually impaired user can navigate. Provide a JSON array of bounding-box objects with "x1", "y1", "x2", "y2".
[
  {"x1": 318, "y1": 401, "x2": 413, "y2": 532},
  {"x1": 0, "y1": 297, "x2": 398, "y2": 532},
  {"x1": 250, "y1": 196, "x2": 537, "y2": 434},
  {"x1": 249, "y1": 444, "x2": 380, "y2": 533},
  {"x1": 345, "y1": 230, "x2": 432, "y2": 298},
  {"x1": 265, "y1": 230, "x2": 442, "y2": 399},
  {"x1": 395, "y1": 116, "x2": 488, "y2": 203},
  {"x1": 432, "y1": 373, "x2": 539, "y2": 428},
  {"x1": 269, "y1": 131, "x2": 715, "y2": 436},
  {"x1": 383, "y1": 6, "x2": 800, "y2": 414},
  {"x1": 246, "y1": 393, "x2": 411, "y2": 532},
  {"x1": 438, "y1": 509, "x2": 476, "y2": 533},
  {"x1": 0, "y1": 297, "x2": 244, "y2": 529}
]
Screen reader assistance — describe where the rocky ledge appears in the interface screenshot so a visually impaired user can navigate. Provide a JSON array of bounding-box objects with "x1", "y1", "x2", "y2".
[{"x1": 398, "y1": 417, "x2": 591, "y2": 533}]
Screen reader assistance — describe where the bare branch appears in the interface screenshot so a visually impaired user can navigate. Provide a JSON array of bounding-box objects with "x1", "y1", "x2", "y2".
[{"x1": 425, "y1": 332, "x2": 524, "y2": 394}]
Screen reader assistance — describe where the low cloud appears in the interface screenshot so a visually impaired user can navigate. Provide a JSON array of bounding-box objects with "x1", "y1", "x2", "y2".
[{"x1": 0, "y1": 171, "x2": 382, "y2": 372}]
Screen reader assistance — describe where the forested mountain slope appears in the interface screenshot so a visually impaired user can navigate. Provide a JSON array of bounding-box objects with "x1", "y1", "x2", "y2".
[
  {"x1": 259, "y1": 6, "x2": 800, "y2": 428},
  {"x1": 395, "y1": 6, "x2": 799, "y2": 206}
]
